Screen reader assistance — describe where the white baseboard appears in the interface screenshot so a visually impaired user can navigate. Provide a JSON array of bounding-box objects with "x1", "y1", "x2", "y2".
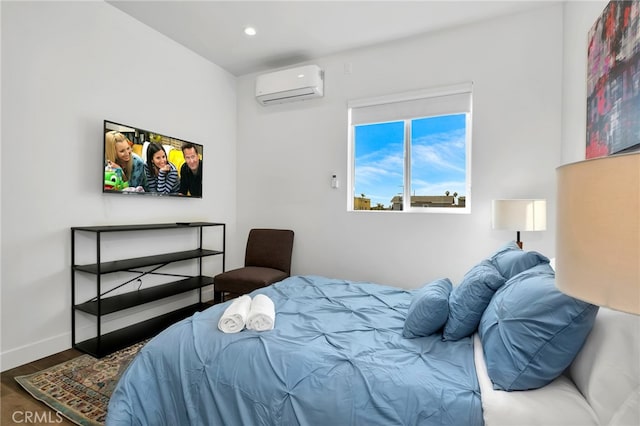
[
  {"x1": 1, "y1": 288, "x2": 217, "y2": 372},
  {"x1": 1, "y1": 332, "x2": 71, "y2": 372}
]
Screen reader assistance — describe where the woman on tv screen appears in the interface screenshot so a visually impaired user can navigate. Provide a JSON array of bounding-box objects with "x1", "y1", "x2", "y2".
[
  {"x1": 104, "y1": 131, "x2": 147, "y2": 192},
  {"x1": 145, "y1": 143, "x2": 180, "y2": 194}
]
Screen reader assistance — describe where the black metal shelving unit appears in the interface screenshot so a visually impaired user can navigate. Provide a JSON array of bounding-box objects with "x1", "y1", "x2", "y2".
[{"x1": 71, "y1": 222, "x2": 225, "y2": 357}]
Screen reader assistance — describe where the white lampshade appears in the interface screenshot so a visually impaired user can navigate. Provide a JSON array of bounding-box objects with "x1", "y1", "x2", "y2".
[
  {"x1": 492, "y1": 199, "x2": 547, "y2": 249},
  {"x1": 556, "y1": 152, "x2": 640, "y2": 315},
  {"x1": 492, "y1": 199, "x2": 547, "y2": 231}
]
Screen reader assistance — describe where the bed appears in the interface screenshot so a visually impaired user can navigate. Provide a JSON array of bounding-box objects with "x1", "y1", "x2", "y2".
[{"x1": 106, "y1": 242, "x2": 640, "y2": 426}]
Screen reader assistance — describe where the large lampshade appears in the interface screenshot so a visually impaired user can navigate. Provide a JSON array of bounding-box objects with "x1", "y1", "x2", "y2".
[
  {"x1": 492, "y1": 199, "x2": 547, "y2": 248},
  {"x1": 555, "y1": 152, "x2": 640, "y2": 314}
]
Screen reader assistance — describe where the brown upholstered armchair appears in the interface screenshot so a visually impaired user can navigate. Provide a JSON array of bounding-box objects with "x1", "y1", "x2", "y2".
[{"x1": 213, "y1": 228, "x2": 294, "y2": 303}]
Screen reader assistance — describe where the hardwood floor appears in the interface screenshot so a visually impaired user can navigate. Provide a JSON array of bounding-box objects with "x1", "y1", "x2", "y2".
[
  {"x1": 1, "y1": 348, "x2": 83, "y2": 426},
  {"x1": 1, "y1": 301, "x2": 220, "y2": 425}
]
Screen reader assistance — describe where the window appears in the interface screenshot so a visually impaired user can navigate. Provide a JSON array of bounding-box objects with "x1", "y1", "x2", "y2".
[{"x1": 348, "y1": 83, "x2": 472, "y2": 213}]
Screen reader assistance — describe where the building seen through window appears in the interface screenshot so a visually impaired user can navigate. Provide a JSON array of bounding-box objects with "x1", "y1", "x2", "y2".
[{"x1": 349, "y1": 83, "x2": 472, "y2": 213}]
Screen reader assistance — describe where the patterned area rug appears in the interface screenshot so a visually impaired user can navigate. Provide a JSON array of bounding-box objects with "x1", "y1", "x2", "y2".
[{"x1": 14, "y1": 341, "x2": 146, "y2": 426}]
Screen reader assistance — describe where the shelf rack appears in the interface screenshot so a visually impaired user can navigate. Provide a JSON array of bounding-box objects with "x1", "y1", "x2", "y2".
[{"x1": 71, "y1": 222, "x2": 225, "y2": 357}]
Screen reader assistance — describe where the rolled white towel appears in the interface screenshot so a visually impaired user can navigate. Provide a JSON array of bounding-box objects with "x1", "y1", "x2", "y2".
[
  {"x1": 217, "y1": 295, "x2": 252, "y2": 333},
  {"x1": 246, "y1": 294, "x2": 276, "y2": 331}
]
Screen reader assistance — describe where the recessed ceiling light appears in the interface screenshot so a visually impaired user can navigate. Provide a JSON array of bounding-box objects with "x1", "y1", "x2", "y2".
[{"x1": 244, "y1": 27, "x2": 257, "y2": 36}]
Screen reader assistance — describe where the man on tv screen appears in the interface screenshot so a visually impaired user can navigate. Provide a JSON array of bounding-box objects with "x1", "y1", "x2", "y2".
[{"x1": 179, "y1": 142, "x2": 202, "y2": 197}]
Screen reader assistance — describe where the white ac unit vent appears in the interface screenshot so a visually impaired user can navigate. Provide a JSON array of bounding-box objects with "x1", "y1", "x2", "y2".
[{"x1": 255, "y1": 65, "x2": 324, "y2": 106}]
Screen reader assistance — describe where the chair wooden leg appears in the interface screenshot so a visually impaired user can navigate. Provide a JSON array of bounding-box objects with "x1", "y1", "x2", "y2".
[{"x1": 223, "y1": 292, "x2": 241, "y2": 302}]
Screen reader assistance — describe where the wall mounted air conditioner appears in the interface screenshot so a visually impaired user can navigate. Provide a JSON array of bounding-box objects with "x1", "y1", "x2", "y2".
[{"x1": 255, "y1": 64, "x2": 324, "y2": 106}]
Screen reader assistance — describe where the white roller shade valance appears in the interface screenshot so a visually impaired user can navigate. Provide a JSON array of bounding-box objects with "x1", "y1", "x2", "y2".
[{"x1": 349, "y1": 82, "x2": 472, "y2": 125}]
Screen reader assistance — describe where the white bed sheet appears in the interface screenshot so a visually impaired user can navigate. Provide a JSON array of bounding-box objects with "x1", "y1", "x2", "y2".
[{"x1": 473, "y1": 334, "x2": 599, "y2": 426}]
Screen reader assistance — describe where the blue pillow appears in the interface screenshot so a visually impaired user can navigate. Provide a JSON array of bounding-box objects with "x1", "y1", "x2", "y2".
[
  {"x1": 479, "y1": 263, "x2": 599, "y2": 391},
  {"x1": 489, "y1": 241, "x2": 550, "y2": 280},
  {"x1": 403, "y1": 278, "x2": 452, "y2": 338},
  {"x1": 442, "y1": 260, "x2": 506, "y2": 341}
]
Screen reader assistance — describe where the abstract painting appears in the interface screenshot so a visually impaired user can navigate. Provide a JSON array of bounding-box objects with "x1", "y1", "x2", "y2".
[{"x1": 586, "y1": 0, "x2": 640, "y2": 158}]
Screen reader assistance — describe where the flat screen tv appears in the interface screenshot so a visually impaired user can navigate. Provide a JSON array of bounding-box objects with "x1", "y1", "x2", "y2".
[{"x1": 103, "y1": 120, "x2": 203, "y2": 198}]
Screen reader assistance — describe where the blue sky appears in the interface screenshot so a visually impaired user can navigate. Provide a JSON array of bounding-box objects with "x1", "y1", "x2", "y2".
[{"x1": 354, "y1": 114, "x2": 467, "y2": 207}]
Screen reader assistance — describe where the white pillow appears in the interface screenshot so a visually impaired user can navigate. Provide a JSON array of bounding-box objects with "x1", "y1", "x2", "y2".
[
  {"x1": 569, "y1": 308, "x2": 640, "y2": 426},
  {"x1": 474, "y1": 334, "x2": 598, "y2": 426}
]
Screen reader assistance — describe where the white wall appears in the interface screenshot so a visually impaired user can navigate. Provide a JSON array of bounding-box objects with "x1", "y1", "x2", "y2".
[
  {"x1": 236, "y1": 4, "x2": 563, "y2": 288},
  {"x1": 0, "y1": 1, "x2": 237, "y2": 370},
  {"x1": 0, "y1": 0, "x2": 608, "y2": 372},
  {"x1": 0, "y1": 1, "x2": 4, "y2": 372}
]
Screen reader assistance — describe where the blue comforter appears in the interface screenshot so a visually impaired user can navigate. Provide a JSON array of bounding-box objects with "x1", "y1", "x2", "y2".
[{"x1": 107, "y1": 275, "x2": 483, "y2": 425}]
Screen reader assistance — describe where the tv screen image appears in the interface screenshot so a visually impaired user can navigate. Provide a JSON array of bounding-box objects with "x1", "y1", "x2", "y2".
[{"x1": 103, "y1": 120, "x2": 203, "y2": 198}]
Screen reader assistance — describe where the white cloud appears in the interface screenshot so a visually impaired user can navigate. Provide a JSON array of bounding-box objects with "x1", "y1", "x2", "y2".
[{"x1": 412, "y1": 129, "x2": 465, "y2": 174}]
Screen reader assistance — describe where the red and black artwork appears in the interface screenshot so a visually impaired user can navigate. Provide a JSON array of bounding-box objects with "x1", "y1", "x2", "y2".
[{"x1": 587, "y1": 0, "x2": 640, "y2": 159}]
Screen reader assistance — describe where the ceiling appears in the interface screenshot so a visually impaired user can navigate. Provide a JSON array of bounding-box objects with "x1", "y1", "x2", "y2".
[{"x1": 108, "y1": 1, "x2": 554, "y2": 77}]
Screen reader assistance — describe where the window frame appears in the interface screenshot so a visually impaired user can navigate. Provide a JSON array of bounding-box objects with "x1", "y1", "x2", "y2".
[{"x1": 347, "y1": 83, "x2": 473, "y2": 214}]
